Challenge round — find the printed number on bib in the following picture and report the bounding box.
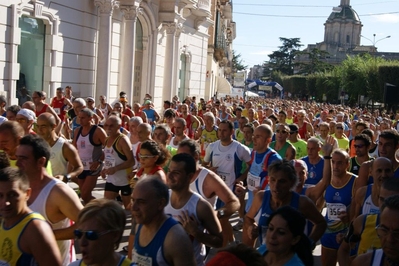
[327,203,346,221]
[247,172,260,191]
[81,158,92,170]
[104,158,115,169]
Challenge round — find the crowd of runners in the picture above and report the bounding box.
[1,86,399,265]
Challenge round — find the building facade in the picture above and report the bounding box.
[0,0,235,108]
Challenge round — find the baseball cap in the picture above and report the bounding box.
[144,100,152,105]
[288,124,299,133]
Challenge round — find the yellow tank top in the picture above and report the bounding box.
[9,159,53,176]
[357,214,381,255]
[200,126,218,157]
[0,212,45,265]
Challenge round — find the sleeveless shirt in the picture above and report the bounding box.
[29,179,75,265]
[133,217,177,266]
[164,191,205,266]
[269,141,290,159]
[189,167,217,208]
[0,212,45,266]
[361,184,379,215]
[104,134,131,186]
[50,137,68,176]
[76,125,102,171]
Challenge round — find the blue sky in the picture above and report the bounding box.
[232,0,399,68]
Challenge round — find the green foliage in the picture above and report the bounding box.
[296,48,335,74]
[268,38,303,75]
[232,50,247,71]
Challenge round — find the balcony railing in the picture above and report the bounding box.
[197,0,210,14]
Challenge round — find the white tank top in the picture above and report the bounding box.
[209,141,241,190]
[50,137,68,176]
[164,191,205,266]
[29,179,75,265]
[131,141,141,170]
[98,104,109,124]
[104,135,130,186]
[189,168,217,208]
[76,126,102,170]
[362,195,379,215]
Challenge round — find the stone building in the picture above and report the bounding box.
[0,0,235,108]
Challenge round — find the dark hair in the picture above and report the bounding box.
[6,105,21,116]
[140,140,170,166]
[154,124,172,137]
[268,114,278,122]
[279,110,287,117]
[243,123,255,133]
[219,120,234,130]
[0,121,24,139]
[354,134,371,147]
[267,206,313,266]
[0,152,10,169]
[379,129,399,147]
[0,167,29,192]
[268,159,297,188]
[178,139,200,157]
[171,153,196,175]
[19,134,51,167]
[164,108,176,118]
[381,194,399,213]
[361,128,374,140]
[33,90,45,98]
[382,178,399,192]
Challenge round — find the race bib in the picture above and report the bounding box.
[327,203,346,221]
[247,172,261,191]
[81,157,92,170]
[54,107,61,114]
[104,157,115,169]
[217,171,229,183]
[132,251,152,266]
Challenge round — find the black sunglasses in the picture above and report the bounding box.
[74,229,111,240]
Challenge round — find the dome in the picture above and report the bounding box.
[327,6,360,22]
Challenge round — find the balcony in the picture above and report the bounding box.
[192,0,211,18]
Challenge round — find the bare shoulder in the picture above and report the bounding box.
[351,251,373,265]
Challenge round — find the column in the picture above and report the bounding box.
[162,22,181,101]
[94,0,119,98]
[120,2,142,103]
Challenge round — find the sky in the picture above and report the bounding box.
[232,0,399,68]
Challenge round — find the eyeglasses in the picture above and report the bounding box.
[276,130,288,134]
[74,229,111,241]
[376,225,399,241]
[336,127,343,130]
[139,154,156,159]
[354,144,365,149]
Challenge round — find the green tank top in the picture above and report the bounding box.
[270,141,290,159]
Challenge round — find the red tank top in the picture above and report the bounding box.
[298,122,308,139]
[35,103,49,117]
[51,97,66,121]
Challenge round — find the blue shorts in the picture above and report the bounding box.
[321,230,346,250]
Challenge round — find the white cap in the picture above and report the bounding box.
[17,108,36,121]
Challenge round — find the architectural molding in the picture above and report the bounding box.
[120,5,143,21]
[94,0,120,15]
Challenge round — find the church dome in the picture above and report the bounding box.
[327,6,360,22]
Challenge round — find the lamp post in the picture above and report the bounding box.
[360,34,391,53]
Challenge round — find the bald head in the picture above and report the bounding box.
[255,124,273,139]
[37,113,57,127]
[137,123,152,142]
[372,157,394,187]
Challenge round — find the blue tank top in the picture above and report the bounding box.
[324,174,356,233]
[258,191,300,243]
[133,216,177,266]
[302,156,324,186]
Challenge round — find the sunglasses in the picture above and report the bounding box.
[336,127,343,130]
[139,154,156,159]
[74,229,111,240]
[354,144,365,149]
[16,118,27,123]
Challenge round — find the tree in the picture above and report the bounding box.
[296,48,334,74]
[232,50,247,71]
[268,37,303,75]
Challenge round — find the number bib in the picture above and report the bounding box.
[104,157,115,169]
[81,157,92,170]
[327,203,346,221]
[54,108,61,115]
[247,172,260,191]
[132,251,152,266]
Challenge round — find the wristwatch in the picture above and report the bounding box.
[217,209,225,218]
[63,174,71,183]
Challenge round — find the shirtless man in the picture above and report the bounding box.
[16,134,83,265]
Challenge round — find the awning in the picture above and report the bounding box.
[216,77,232,94]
